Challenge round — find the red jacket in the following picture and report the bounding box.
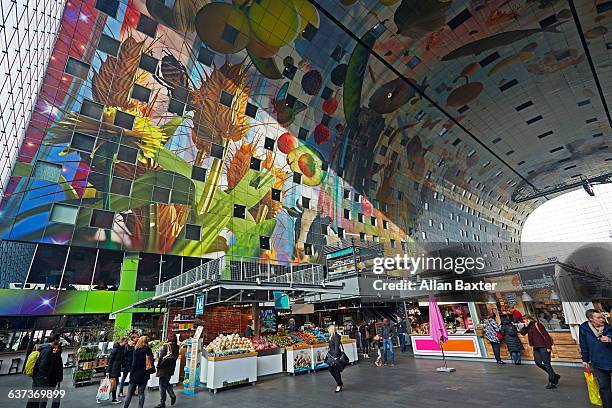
[520,322,554,349]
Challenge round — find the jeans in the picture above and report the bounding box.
[123,383,146,408]
[533,347,557,383]
[490,341,502,362]
[592,366,612,408]
[362,338,370,355]
[328,364,343,386]
[398,334,406,352]
[118,370,129,394]
[511,351,521,364]
[382,338,395,364]
[159,376,176,407]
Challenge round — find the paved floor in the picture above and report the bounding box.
[0,354,589,408]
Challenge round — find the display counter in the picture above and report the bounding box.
[341,338,358,363]
[285,344,312,374]
[411,334,483,358]
[147,358,181,388]
[204,352,257,393]
[256,348,284,376]
[482,330,581,362]
[310,343,329,370]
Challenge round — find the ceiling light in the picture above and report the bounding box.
[550,289,560,301]
[521,291,533,302]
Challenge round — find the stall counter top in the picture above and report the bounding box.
[206,352,257,361]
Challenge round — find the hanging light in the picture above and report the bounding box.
[522,291,533,302]
[487,294,497,304]
[550,289,560,301]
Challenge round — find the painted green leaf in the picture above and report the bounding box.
[228,218,276,258]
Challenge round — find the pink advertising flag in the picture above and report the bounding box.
[428,294,449,345]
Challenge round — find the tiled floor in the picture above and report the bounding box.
[0,354,589,408]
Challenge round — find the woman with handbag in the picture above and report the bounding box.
[484,313,506,364]
[520,315,560,389]
[123,336,155,408]
[326,325,344,393]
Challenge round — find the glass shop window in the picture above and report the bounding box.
[61,247,98,290]
[160,254,182,283]
[91,249,123,291]
[26,244,69,289]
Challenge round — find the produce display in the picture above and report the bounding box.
[290,331,320,345]
[251,335,278,351]
[205,333,254,357]
[306,329,330,343]
[266,335,297,347]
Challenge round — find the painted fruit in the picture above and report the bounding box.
[314,124,330,144]
[301,70,323,95]
[322,97,338,115]
[380,0,400,5]
[248,35,279,58]
[277,132,298,154]
[293,0,320,35]
[446,82,484,107]
[195,3,250,54]
[330,64,347,86]
[298,153,316,177]
[248,0,299,48]
[340,0,357,5]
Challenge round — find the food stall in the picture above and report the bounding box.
[202,334,257,393]
[285,344,312,374]
[251,336,284,377]
[341,338,358,363]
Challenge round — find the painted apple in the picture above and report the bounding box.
[298,153,316,177]
[322,97,338,115]
[277,132,298,154]
[314,124,330,145]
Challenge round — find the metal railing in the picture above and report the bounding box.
[155,255,325,297]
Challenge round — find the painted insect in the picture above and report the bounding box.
[153,50,193,101]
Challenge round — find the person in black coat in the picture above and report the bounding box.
[119,338,136,397]
[327,325,343,393]
[155,344,177,408]
[108,338,127,403]
[501,316,524,365]
[26,337,58,408]
[123,336,154,408]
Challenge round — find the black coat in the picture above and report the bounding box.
[501,323,524,352]
[156,352,177,378]
[122,345,134,372]
[328,334,342,358]
[33,343,53,384]
[130,346,154,385]
[47,352,64,387]
[107,343,125,378]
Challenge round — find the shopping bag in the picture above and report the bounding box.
[96,375,111,402]
[584,369,603,407]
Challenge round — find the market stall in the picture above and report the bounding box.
[341,338,358,363]
[285,344,312,374]
[203,334,257,392]
[411,334,483,358]
[252,336,284,376]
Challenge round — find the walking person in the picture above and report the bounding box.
[373,335,383,367]
[26,337,57,408]
[520,315,560,389]
[326,325,343,393]
[48,343,64,408]
[123,336,154,408]
[579,309,612,407]
[484,313,505,364]
[396,316,408,353]
[108,337,128,404]
[377,318,396,366]
[155,344,177,408]
[501,316,523,365]
[358,322,370,358]
[118,338,135,398]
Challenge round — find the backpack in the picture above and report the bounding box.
[24,350,40,377]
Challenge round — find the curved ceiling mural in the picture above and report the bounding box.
[0,0,610,265]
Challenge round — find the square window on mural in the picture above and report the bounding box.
[298,127,308,140]
[117,145,138,163]
[49,203,78,225]
[293,173,302,184]
[343,209,350,219]
[191,165,206,182]
[250,157,261,171]
[302,197,310,209]
[221,23,239,45]
[343,189,350,199]
[285,94,297,108]
[383,220,389,229]
[114,110,135,130]
[152,186,171,203]
[330,45,344,61]
[259,236,271,250]
[211,143,224,159]
[185,224,201,241]
[110,177,132,196]
[33,161,62,182]
[320,223,329,235]
[245,103,258,118]
[139,54,159,74]
[302,22,318,41]
[371,216,376,226]
[97,33,120,56]
[321,86,333,100]
[90,209,115,229]
[70,131,96,153]
[357,213,364,223]
[131,84,151,102]
[172,86,188,102]
[95,0,119,17]
[80,99,104,120]
[321,161,329,171]
[168,99,185,115]
[271,188,281,201]
[337,227,344,239]
[197,47,215,66]
[359,232,366,242]
[233,204,246,219]
[321,115,331,126]
[264,137,275,151]
[65,57,91,80]
[283,64,297,80]
[304,243,313,256]
[137,14,158,37]
[220,91,234,107]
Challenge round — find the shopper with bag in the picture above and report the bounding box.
[107,337,128,404]
[580,309,612,407]
[501,316,523,365]
[155,344,177,408]
[377,318,397,366]
[26,337,57,408]
[123,336,154,408]
[48,343,64,408]
[118,338,136,397]
[325,325,347,393]
[484,313,505,364]
[520,315,559,389]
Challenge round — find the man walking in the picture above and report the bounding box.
[377,318,397,366]
[396,316,408,352]
[580,309,612,408]
[154,343,177,408]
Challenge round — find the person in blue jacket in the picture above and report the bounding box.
[580,309,612,408]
